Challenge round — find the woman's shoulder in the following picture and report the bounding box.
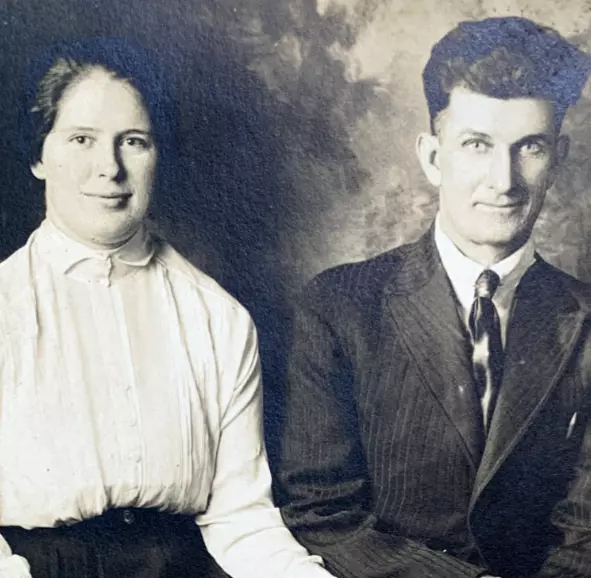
[153,238,251,321]
[0,240,36,307]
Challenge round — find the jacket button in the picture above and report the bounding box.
[122,509,135,524]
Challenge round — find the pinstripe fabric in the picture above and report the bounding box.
[276,227,591,578]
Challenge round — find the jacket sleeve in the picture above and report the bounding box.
[276,278,487,578]
[536,330,591,578]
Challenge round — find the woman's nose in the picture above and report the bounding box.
[95,141,124,181]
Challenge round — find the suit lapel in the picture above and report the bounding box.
[472,259,588,501]
[385,230,483,469]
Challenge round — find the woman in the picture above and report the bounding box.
[0,39,334,578]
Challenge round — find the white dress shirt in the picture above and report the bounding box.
[0,220,333,578]
[434,215,536,347]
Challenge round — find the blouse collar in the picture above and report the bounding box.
[35,219,155,284]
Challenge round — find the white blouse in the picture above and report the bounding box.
[0,220,332,578]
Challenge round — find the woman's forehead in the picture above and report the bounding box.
[53,69,152,133]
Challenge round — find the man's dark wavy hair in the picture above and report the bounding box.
[23,37,177,168]
[423,17,591,133]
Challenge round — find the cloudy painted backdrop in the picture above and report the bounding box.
[1,0,590,449]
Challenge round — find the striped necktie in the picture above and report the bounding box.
[469,269,503,434]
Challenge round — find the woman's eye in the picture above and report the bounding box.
[70,135,93,147]
[122,136,151,150]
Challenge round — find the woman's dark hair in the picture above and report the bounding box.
[24,37,177,167]
[423,17,591,133]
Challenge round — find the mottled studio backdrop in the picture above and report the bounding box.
[1,0,590,453]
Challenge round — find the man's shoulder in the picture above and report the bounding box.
[536,258,591,312]
[303,236,424,307]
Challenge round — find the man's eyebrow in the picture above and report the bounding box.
[456,130,493,140]
[456,131,555,145]
[516,133,553,143]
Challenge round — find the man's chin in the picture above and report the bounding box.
[472,228,532,253]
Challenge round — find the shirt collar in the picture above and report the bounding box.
[434,213,535,311]
[35,219,155,283]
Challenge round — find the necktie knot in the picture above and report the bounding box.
[474,269,500,299]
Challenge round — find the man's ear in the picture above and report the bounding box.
[546,134,570,190]
[31,161,46,181]
[416,132,442,187]
[556,134,570,165]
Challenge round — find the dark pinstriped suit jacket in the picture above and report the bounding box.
[276,227,591,578]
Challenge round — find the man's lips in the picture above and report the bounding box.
[476,201,524,210]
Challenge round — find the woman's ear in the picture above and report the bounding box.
[31,161,46,181]
[416,132,442,187]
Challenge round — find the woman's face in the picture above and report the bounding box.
[31,67,158,249]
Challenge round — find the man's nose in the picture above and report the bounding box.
[95,141,123,181]
[486,147,514,194]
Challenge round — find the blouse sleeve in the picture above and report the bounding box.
[0,320,32,578]
[196,310,334,578]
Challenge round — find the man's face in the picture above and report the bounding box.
[32,67,157,249]
[418,87,568,262]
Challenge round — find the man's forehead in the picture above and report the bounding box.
[438,86,557,139]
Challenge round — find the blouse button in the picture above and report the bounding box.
[122,509,135,524]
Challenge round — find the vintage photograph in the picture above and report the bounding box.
[0,0,590,577]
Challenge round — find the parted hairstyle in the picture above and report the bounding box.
[423,17,591,133]
[23,37,177,168]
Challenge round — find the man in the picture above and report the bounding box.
[276,17,591,578]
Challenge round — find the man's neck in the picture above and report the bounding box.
[438,221,530,267]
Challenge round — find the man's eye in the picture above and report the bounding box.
[521,141,545,156]
[463,139,490,153]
